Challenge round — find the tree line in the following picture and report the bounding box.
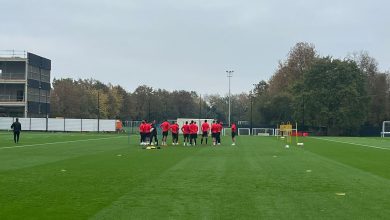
[50,42,390,135]
[251,42,390,135]
[50,78,250,124]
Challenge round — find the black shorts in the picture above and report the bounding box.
[211,133,216,138]
[172,133,178,139]
[162,131,168,137]
[145,133,151,138]
[232,132,236,138]
[190,134,197,139]
[184,134,189,139]
[202,131,208,137]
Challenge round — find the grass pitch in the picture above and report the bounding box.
[1,132,390,219]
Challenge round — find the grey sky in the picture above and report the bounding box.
[1,0,389,94]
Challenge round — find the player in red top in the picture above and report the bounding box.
[211,120,219,146]
[231,122,237,146]
[143,120,152,146]
[201,120,210,145]
[170,121,180,145]
[216,120,223,145]
[160,119,171,146]
[139,120,146,145]
[181,121,190,146]
[189,121,199,146]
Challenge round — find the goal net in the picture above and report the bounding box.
[238,128,251,136]
[252,128,275,136]
[176,118,214,134]
[222,128,231,136]
[382,121,390,137]
[120,120,142,134]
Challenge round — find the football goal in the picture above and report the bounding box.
[238,128,251,136]
[222,128,231,136]
[176,118,214,134]
[381,121,390,137]
[252,128,275,136]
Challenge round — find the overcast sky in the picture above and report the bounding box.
[1,0,389,94]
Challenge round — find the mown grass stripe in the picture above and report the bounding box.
[311,137,389,150]
[0,136,125,150]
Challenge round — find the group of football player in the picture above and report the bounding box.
[138,119,237,147]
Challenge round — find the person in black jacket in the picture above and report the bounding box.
[11,118,22,143]
[149,120,159,146]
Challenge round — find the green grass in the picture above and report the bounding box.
[1,132,390,219]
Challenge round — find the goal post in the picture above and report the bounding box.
[238,128,251,136]
[382,121,390,137]
[252,128,275,136]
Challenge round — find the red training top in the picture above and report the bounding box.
[160,121,171,132]
[201,122,210,132]
[139,123,145,133]
[217,123,223,133]
[143,123,151,133]
[211,123,219,134]
[170,123,179,134]
[231,124,237,133]
[181,124,190,134]
[189,123,198,134]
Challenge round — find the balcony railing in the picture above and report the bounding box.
[0,73,26,80]
[0,50,27,58]
[0,95,25,102]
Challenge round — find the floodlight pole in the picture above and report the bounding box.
[250,94,253,135]
[226,70,234,127]
[302,95,305,129]
[45,91,48,132]
[199,94,202,119]
[97,91,100,133]
[250,84,256,135]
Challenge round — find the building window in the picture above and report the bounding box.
[17,90,24,101]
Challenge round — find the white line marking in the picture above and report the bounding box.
[335,192,346,196]
[0,136,125,150]
[311,137,390,150]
